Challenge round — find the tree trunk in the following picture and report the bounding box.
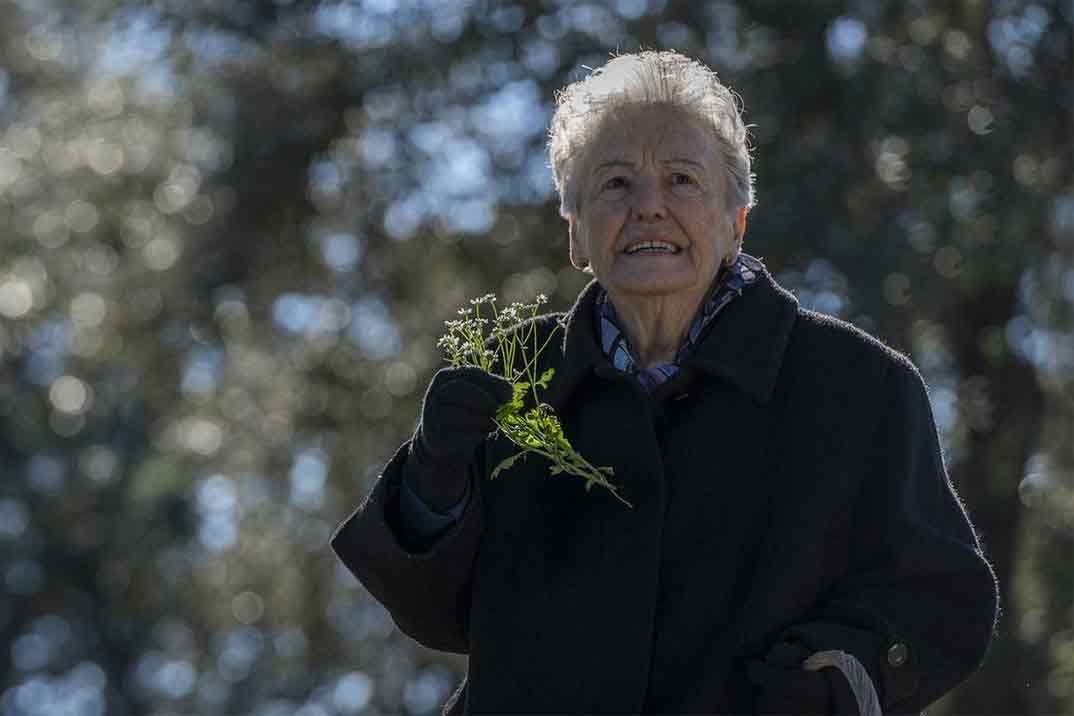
[941,286,1049,715]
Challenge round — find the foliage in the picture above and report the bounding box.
[438,294,627,505]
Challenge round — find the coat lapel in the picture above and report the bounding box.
[683,261,799,404]
[539,278,608,414]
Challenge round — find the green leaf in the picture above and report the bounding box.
[536,367,555,389]
[495,401,518,422]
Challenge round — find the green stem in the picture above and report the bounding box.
[494,417,630,507]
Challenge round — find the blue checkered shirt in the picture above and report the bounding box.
[596,253,762,392]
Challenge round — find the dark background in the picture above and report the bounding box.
[0,0,1070,713]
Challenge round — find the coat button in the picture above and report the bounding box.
[887,642,909,667]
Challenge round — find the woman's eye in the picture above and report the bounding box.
[603,176,628,191]
[670,172,703,195]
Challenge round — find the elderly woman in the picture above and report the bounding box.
[332,51,997,715]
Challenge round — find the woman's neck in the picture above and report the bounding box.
[605,287,708,369]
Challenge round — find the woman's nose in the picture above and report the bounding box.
[631,177,666,222]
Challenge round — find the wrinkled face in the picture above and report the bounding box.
[568,105,746,302]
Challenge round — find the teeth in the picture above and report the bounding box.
[625,240,678,254]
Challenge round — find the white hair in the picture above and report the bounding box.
[548,50,755,219]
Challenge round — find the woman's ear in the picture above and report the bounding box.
[734,206,748,243]
[724,207,749,266]
[568,216,590,271]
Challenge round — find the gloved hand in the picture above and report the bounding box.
[404,366,513,511]
[748,640,836,715]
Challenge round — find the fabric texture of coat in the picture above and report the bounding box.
[331,262,998,714]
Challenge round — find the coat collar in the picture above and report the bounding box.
[547,259,799,406]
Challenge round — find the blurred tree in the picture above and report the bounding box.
[0,0,1069,714]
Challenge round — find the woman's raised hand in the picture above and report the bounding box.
[404,367,514,510]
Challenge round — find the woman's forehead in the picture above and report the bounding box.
[584,106,718,170]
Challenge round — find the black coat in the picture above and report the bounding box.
[332,265,998,714]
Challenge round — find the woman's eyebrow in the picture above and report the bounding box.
[591,158,706,175]
[591,159,634,175]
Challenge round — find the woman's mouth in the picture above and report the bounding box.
[623,240,681,255]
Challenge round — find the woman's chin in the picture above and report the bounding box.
[601,260,702,298]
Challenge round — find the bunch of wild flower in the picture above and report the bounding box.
[437,293,629,507]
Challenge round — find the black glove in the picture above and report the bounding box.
[748,641,837,716]
[404,366,513,511]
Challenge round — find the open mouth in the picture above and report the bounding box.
[622,240,682,255]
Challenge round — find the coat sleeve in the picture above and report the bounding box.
[780,357,999,714]
[330,440,486,654]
